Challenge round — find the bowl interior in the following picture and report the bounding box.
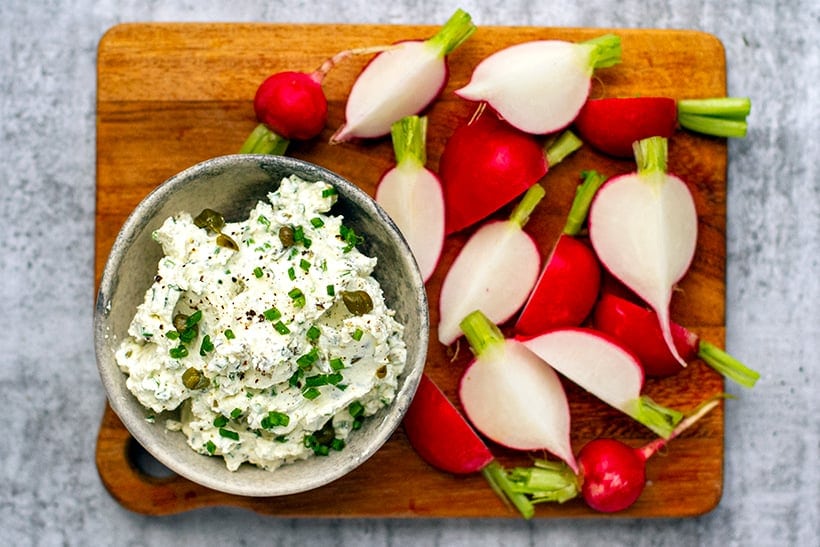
[94,154,428,497]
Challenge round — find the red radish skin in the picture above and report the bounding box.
[588,136,697,366]
[515,170,605,336]
[593,292,760,386]
[330,9,476,143]
[505,397,722,514]
[458,311,578,472]
[520,328,683,438]
[439,110,583,234]
[574,96,753,158]
[403,374,494,474]
[438,184,545,346]
[455,35,622,135]
[375,116,445,282]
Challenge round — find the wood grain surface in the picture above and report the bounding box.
[95,22,728,518]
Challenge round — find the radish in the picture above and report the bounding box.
[330,9,476,143]
[455,34,622,135]
[439,109,583,234]
[403,373,542,519]
[458,310,577,472]
[438,184,545,346]
[588,136,697,366]
[520,328,684,438]
[506,397,722,513]
[239,45,389,153]
[375,116,445,282]
[593,292,760,386]
[514,170,605,336]
[574,96,752,158]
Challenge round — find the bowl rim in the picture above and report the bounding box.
[94,154,428,497]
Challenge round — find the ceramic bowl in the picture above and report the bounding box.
[94,154,428,497]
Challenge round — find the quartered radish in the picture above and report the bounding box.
[505,397,722,513]
[588,136,697,365]
[520,328,684,438]
[239,45,389,154]
[439,109,583,234]
[438,184,545,346]
[455,34,622,135]
[330,9,476,143]
[403,373,539,519]
[458,311,577,472]
[375,116,444,282]
[574,96,752,158]
[515,170,605,336]
[593,292,760,386]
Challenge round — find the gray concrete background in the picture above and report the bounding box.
[2,1,817,545]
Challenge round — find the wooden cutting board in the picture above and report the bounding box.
[95,22,728,518]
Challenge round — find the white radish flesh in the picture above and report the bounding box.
[520,328,683,438]
[455,35,621,135]
[459,311,577,472]
[438,184,544,345]
[331,9,476,143]
[588,137,697,365]
[376,116,445,282]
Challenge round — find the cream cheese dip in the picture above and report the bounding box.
[115,174,407,471]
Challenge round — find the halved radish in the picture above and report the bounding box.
[520,328,684,438]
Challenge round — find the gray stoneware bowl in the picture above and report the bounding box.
[94,154,428,497]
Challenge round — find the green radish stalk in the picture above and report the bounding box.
[588,136,698,365]
[438,184,546,346]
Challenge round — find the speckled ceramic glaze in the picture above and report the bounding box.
[94,154,428,497]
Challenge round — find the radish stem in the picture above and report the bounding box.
[583,34,623,69]
[698,341,760,388]
[508,459,579,504]
[391,115,427,166]
[509,183,546,229]
[483,461,536,519]
[563,170,607,236]
[239,123,290,155]
[545,130,584,166]
[632,396,684,438]
[426,8,478,56]
[460,309,506,357]
[676,97,751,138]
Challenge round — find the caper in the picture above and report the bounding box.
[278,225,295,247]
[375,365,387,379]
[216,233,239,251]
[182,367,210,390]
[341,290,373,315]
[313,421,336,446]
[173,313,189,332]
[194,208,226,233]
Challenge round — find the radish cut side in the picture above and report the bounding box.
[521,328,683,438]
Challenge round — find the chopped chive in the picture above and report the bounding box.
[288,266,296,280]
[322,187,337,198]
[335,383,348,391]
[186,310,202,328]
[218,428,239,441]
[289,288,306,308]
[213,415,228,428]
[261,410,290,429]
[199,334,214,356]
[302,386,321,400]
[205,440,216,454]
[166,331,180,340]
[299,258,311,272]
[230,408,243,420]
[326,372,343,385]
[330,438,346,451]
[293,225,305,242]
[224,329,235,340]
[302,236,312,249]
[313,444,330,456]
[253,266,264,278]
[296,347,319,369]
[304,374,329,388]
[351,328,364,341]
[274,321,290,335]
[274,435,288,443]
[263,306,282,321]
[306,325,321,341]
[329,357,344,371]
[288,368,304,387]
[326,284,335,296]
[310,217,325,228]
[257,214,271,229]
[352,417,363,430]
[169,345,188,359]
[348,400,365,418]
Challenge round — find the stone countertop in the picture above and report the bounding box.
[2,1,817,545]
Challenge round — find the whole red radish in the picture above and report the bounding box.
[505,397,722,513]
[515,170,605,336]
[240,45,389,154]
[458,311,578,472]
[455,34,622,135]
[588,136,697,366]
[574,96,752,158]
[438,184,545,346]
[439,110,582,234]
[375,115,445,282]
[593,292,760,386]
[520,328,683,438]
[331,9,476,143]
[403,373,539,519]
